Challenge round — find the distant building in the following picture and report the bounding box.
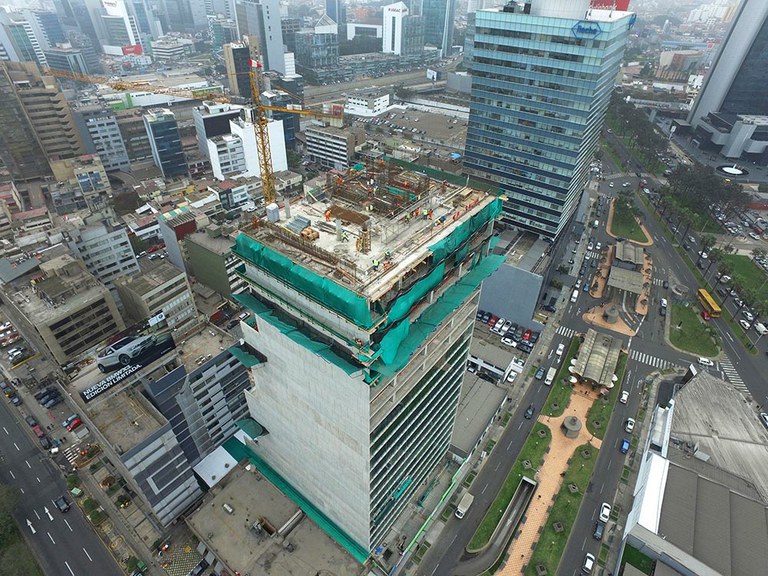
[67,220,140,308]
[233,0,286,74]
[186,225,245,297]
[422,0,456,56]
[73,105,131,172]
[0,63,50,181]
[150,38,190,62]
[144,109,188,178]
[117,108,154,167]
[223,42,252,100]
[261,89,298,148]
[463,1,633,239]
[43,45,89,75]
[0,254,125,366]
[382,1,424,57]
[157,204,198,271]
[0,11,48,68]
[305,125,363,170]
[208,14,237,51]
[295,17,339,84]
[344,89,393,118]
[114,260,199,337]
[1,62,85,164]
[192,101,245,159]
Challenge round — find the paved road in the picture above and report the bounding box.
[0,396,120,576]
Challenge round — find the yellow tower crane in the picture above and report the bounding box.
[44,66,343,205]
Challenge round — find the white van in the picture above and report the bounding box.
[755,322,768,336]
[570,289,579,303]
[544,367,557,386]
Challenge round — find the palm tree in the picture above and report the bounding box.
[705,247,722,277]
[714,261,733,285]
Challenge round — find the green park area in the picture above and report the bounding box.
[524,443,600,576]
[669,303,719,357]
[611,197,650,243]
[467,423,552,552]
[719,253,768,303]
[586,352,627,440]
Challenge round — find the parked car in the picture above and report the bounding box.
[44,396,63,409]
[500,337,516,347]
[625,418,635,433]
[40,436,51,450]
[760,413,768,428]
[25,415,37,427]
[96,334,156,372]
[32,425,45,439]
[66,418,82,432]
[534,367,545,381]
[599,502,612,523]
[698,357,715,367]
[593,521,605,540]
[542,304,556,313]
[620,438,631,454]
[582,553,595,574]
[10,395,22,406]
[620,390,629,404]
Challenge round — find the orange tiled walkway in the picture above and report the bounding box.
[497,388,603,576]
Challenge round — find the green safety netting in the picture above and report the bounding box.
[373,254,505,377]
[386,262,445,325]
[387,185,417,202]
[428,198,503,262]
[223,437,369,564]
[234,292,361,376]
[455,243,470,263]
[489,235,501,249]
[233,235,374,329]
[228,345,262,368]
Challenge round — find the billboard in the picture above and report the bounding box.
[122,45,143,56]
[80,320,177,403]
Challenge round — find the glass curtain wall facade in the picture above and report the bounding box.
[422,0,456,55]
[464,8,631,239]
[721,15,768,116]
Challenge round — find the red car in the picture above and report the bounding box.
[487,315,499,327]
[66,418,82,432]
[701,311,711,321]
[523,329,533,341]
[32,425,45,439]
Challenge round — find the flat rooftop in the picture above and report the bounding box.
[175,325,235,374]
[243,166,494,301]
[451,374,507,458]
[670,371,768,502]
[87,387,165,453]
[186,465,361,576]
[123,259,185,295]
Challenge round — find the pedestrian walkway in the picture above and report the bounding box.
[629,349,672,369]
[651,278,666,286]
[497,390,603,576]
[718,358,749,393]
[556,326,577,338]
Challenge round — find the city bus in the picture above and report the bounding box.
[696,288,721,318]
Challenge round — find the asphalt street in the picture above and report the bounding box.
[0,395,120,576]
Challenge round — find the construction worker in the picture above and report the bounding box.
[342,231,349,242]
[372,259,380,271]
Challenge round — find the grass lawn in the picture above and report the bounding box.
[467,423,552,552]
[669,303,720,357]
[586,352,627,439]
[611,197,649,243]
[0,530,44,576]
[524,443,599,576]
[541,338,580,417]
[719,253,768,302]
[621,544,655,575]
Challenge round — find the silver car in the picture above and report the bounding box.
[97,335,156,372]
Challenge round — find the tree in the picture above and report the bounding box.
[701,235,716,253]
[706,247,722,276]
[715,260,733,284]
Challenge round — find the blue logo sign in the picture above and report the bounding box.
[572,21,603,39]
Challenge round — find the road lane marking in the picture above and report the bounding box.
[37,477,41,483]
[47,532,55,544]
[482,483,488,494]
[19,488,24,494]
[34,510,40,520]
[517,421,523,430]
[25,461,31,468]
[8,471,14,479]
[82,547,92,561]
[13,443,19,451]
[2,427,7,434]
[507,439,514,451]
[431,563,440,576]
[64,519,73,532]
[65,561,75,576]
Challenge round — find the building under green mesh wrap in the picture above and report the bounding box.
[232,235,375,329]
[373,254,505,377]
[428,198,503,262]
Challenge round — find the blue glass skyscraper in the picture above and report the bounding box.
[464,0,633,239]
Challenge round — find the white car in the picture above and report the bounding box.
[97,334,157,372]
[625,418,635,433]
[596,242,602,250]
[720,275,731,284]
[739,319,751,331]
[599,502,612,523]
[742,310,754,322]
[500,337,517,348]
[699,251,708,259]
[749,232,762,240]
[582,553,595,574]
[619,390,629,404]
[608,182,614,188]
[660,298,668,308]
[698,357,715,367]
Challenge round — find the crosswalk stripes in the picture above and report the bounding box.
[63,443,80,467]
[652,278,665,286]
[629,349,671,369]
[556,326,576,338]
[718,358,750,393]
